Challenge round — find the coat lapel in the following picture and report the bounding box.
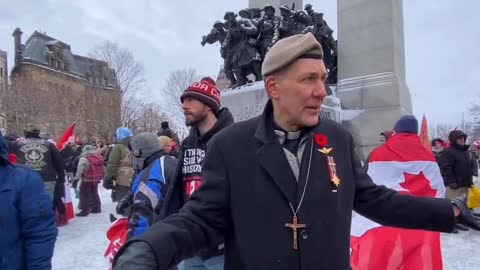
[254,101,298,207]
[257,142,298,207]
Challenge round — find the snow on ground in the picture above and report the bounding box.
[52,185,480,270]
[52,186,113,270]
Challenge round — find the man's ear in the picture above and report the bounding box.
[265,75,280,99]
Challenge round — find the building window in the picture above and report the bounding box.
[0,67,3,78]
[50,59,55,67]
[104,78,108,85]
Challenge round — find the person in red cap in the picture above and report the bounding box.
[142,77,234,269]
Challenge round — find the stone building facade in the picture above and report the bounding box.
[0,50,7,130]
[7,28,121,141]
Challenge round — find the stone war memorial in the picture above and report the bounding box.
[206,0,412,160]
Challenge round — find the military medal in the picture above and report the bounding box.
[326,156,341,188]
[315,133,341,189]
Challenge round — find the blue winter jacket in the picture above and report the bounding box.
[0,133,58,270]
[128,154,177,238]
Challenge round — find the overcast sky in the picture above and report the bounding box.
[0,0,478,126]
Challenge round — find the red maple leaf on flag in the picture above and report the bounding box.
[399,172,437,198]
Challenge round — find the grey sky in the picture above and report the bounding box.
[0,0,478,126]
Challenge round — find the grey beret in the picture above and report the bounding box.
[261,32,324,76]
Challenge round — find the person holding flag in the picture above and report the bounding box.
[350,115,478,270]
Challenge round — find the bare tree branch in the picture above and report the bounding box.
[160,69,200,134]
[89,41,149,128]
[89,41,145,97]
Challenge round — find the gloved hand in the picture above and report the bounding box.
[116,192,133,216]
[113,242,158,270]
[104,178,115,190]
[452,198,480,230]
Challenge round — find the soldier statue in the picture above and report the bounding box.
[292,8,313,29]
[201,21,237,87]
[304,4,315,17]
[238,9,250,19]
[304,4,333,38]
[249,8,262,21]
[303,12,337,81]
[279,5,298,38]
[222,11,262,88]
[201,4,339,88]
[255,5,281,61]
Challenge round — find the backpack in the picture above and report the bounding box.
[83,154,105,181]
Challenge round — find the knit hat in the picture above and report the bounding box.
[180,77,221,116]
[130,132,162,171]
[393,115,419,134]
[116,127,133,141]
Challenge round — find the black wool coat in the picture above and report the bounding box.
[125,102,455,270]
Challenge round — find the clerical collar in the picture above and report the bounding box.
[272,120,313,145]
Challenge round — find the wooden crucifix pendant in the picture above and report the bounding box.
[285,214,306,250]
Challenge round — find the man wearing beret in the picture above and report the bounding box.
[113,33,478,270]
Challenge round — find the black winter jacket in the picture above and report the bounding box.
[438,130,474,187]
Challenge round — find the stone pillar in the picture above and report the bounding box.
[336,0,412,160]
[249,0,303,11]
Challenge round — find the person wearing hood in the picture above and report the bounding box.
[117,132,178,237]
[438,130,475,199]
[104,127,135,208]
[0,132,57,269]
[75,145,105,217]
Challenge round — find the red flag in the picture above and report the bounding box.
[419,114,432,152]
[351,133,445,270]
[105,217,129,269]
[57,122,76,151]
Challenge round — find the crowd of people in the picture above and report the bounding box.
[1,32,480,270]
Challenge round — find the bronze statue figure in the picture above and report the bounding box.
[203,4,338,88]
[222,11,262,88]
[255,5,281,60]
[201,21,238,87]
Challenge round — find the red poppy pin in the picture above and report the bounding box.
[315,134,332,155]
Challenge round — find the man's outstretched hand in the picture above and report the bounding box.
[452,198,480,230]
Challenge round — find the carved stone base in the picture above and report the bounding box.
[337,72,412,160]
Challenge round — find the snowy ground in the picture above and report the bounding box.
[52,185,480,270]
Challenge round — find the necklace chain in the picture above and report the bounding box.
[288,138,314,216]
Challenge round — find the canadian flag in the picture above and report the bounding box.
[63,180,75,221]
[351,133,446,270]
